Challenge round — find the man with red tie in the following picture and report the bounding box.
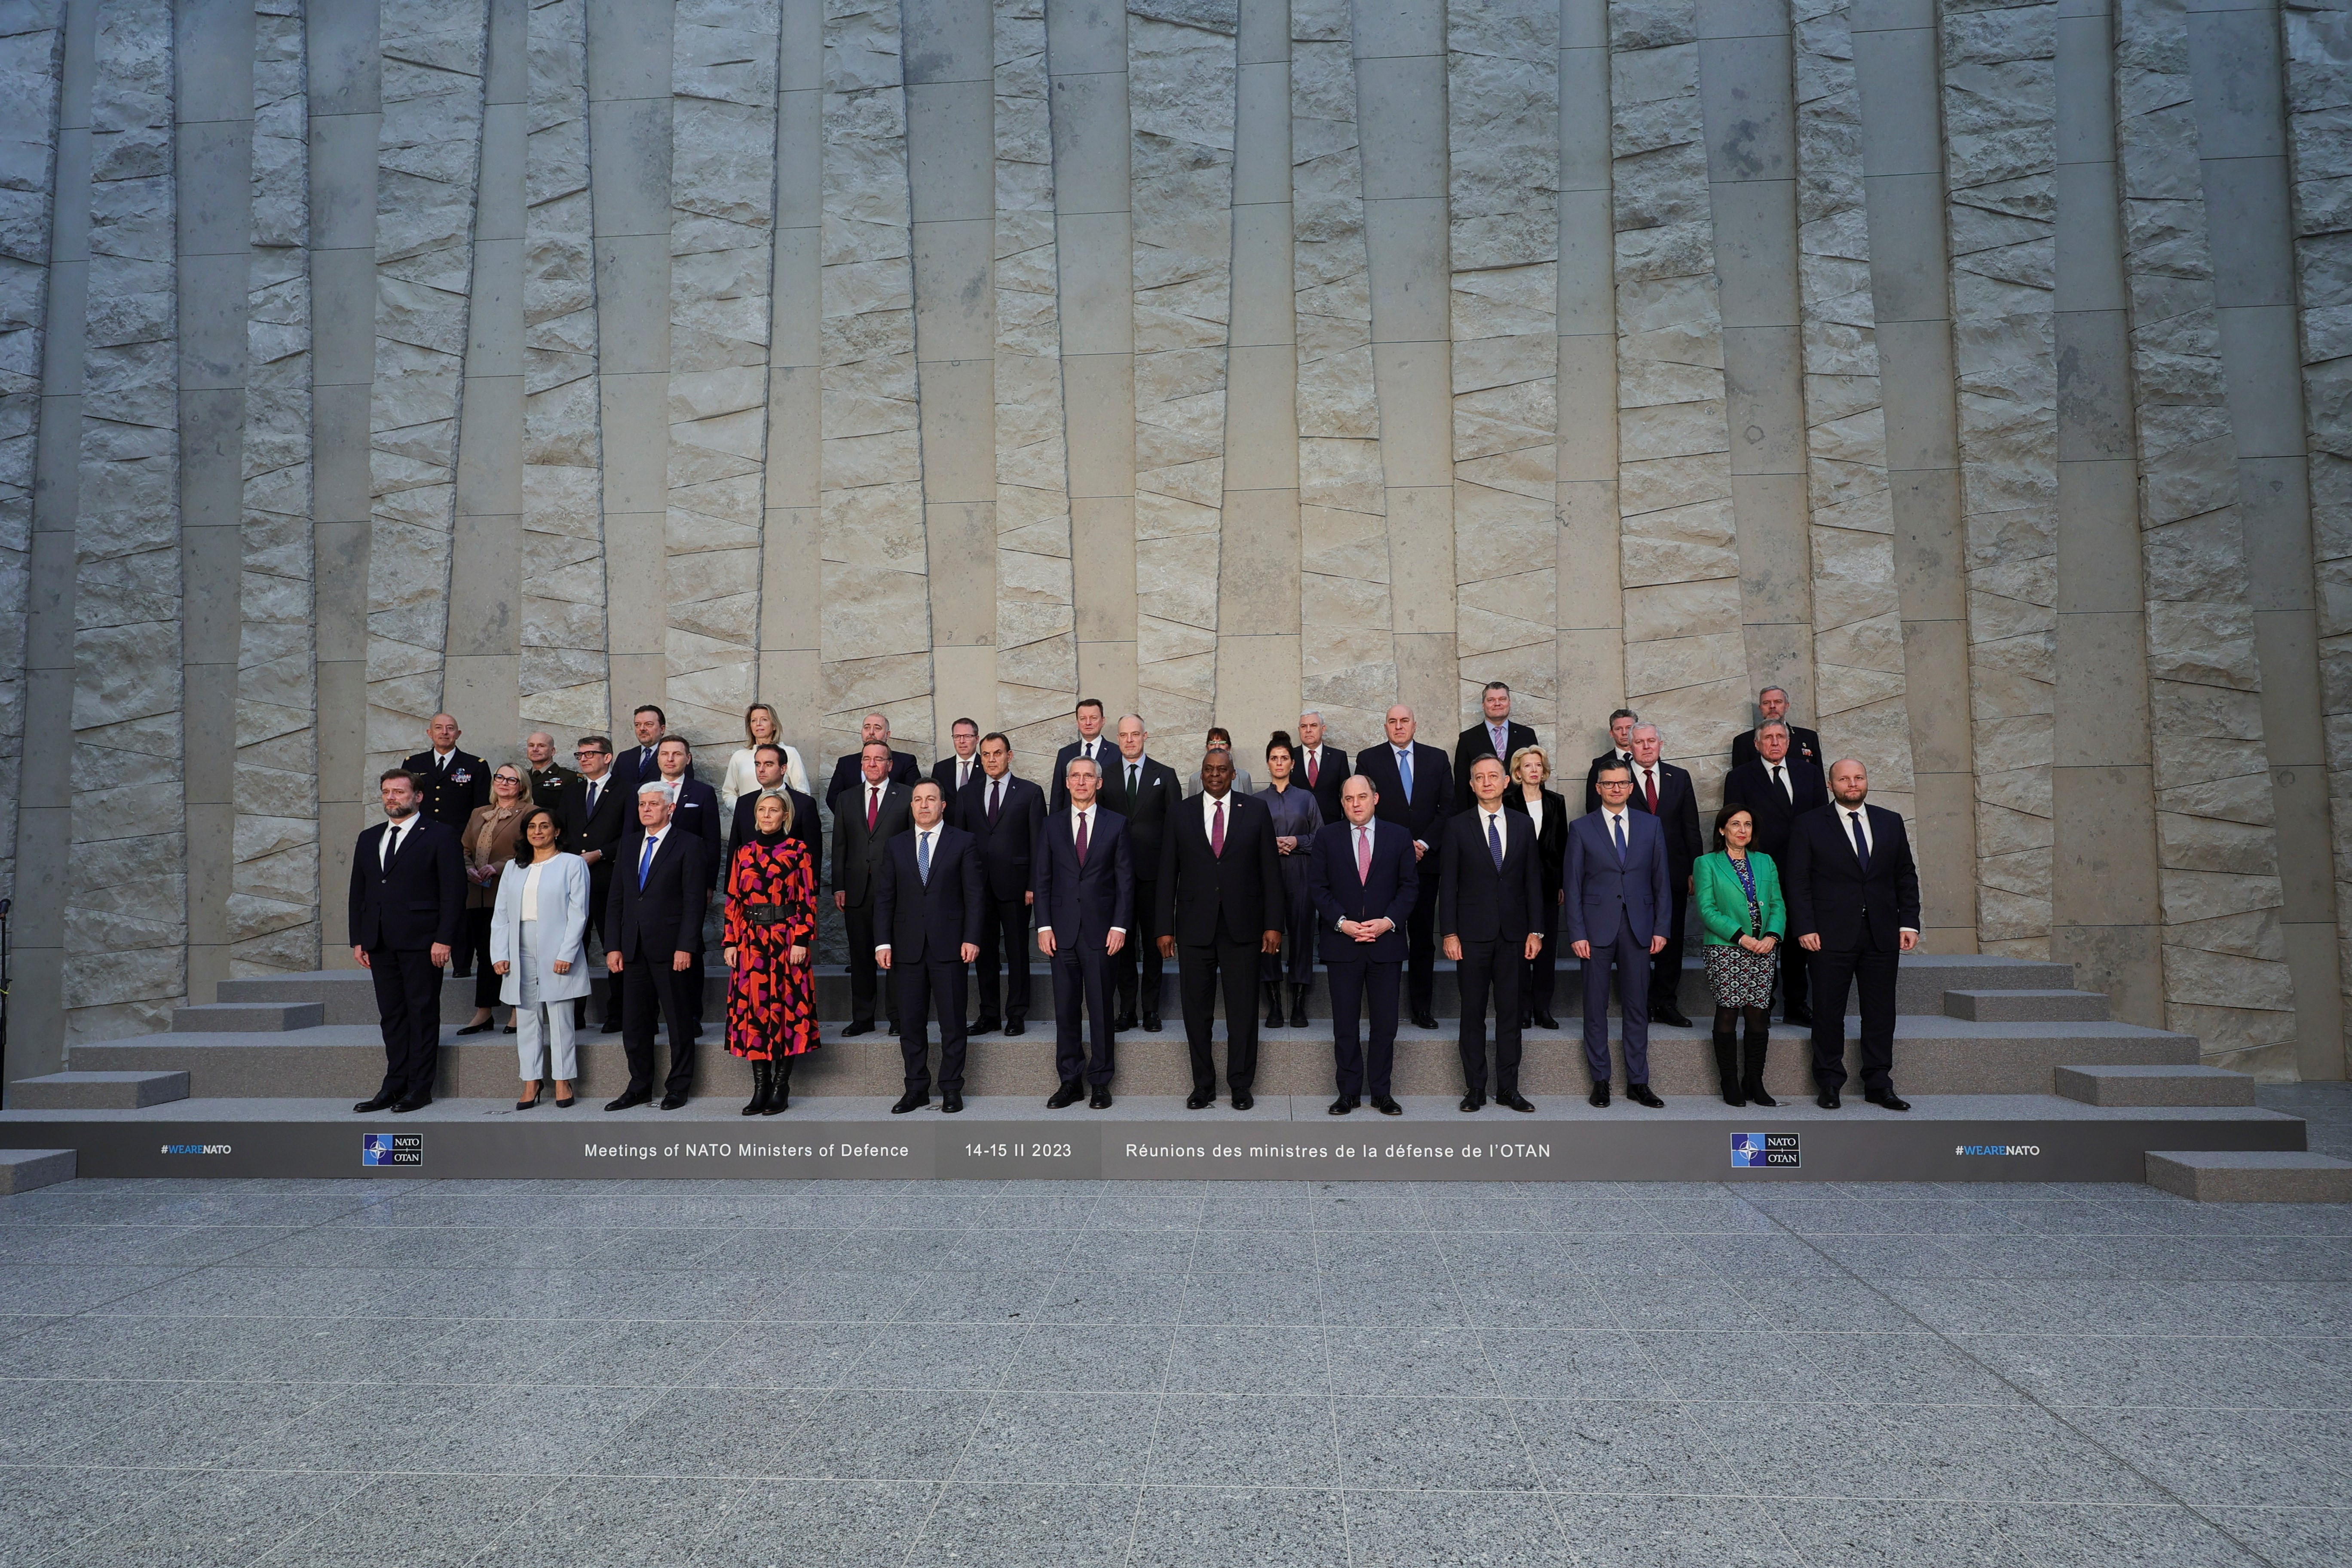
[1032,756,1134,1108]
[1157,750,1286,1111]
[1295,709,1353,824]
[1624,723,1703,1028]
[1306,775,1418,1115]
[832,741,914,1037]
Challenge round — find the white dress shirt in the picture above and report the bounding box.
[1599,803,1632,851]
[520,860,546,920]
[1476,803,1510,852]
[1199,789,1235,836]
[1340,821,1389,931]
[876,826,942,955]
[1518,790,1544,839]
[380,817,414,869]
[1767,761,1793,802]
[1836,801,1919,935]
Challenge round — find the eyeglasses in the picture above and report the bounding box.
[574,750,606,759]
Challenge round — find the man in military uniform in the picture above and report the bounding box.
[524,731,578,804]
[402,713,491,833]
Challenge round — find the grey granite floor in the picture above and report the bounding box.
[0,1098,2346,1566]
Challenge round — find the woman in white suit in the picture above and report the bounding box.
[720,701,811,814]
[490,807,592,1109]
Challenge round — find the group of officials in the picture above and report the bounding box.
[346,681,1920,1118]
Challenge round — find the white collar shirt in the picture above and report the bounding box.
[1842,803,1874,854]
[1200,790,1234,833]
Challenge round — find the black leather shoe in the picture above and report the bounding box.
[892,1091,928,1115]
[941,1095,964,1114]
[1588,1083,1611,1108]
[1328,1096,1358,1116]
[456,1020,496,1036]
[842,1020,875,1038]
[1817,1090,1841,1110]
[659,1092,689,1110]
[1627,1083,1664,1109]
[392,1094,432,1113]
[1651,1002,1691,1028]
[886,1020,898,1035]
[1113,1011,1137,1032]
[1142,1013,1162,1032]
[1497,1091,1534,1113]
[1459,1093,1485,1113]
[598,1019,621,1034]
[1004,1020,1026,1036]
[969,1017,999,1036]
[1231,1092,1254,1112]
[1785,1007,1813,1027]
[1089,1085,1113,1109]
[605,1089,651,1112]
[1412,1011,1439,1030]
[1372,1095,1402,1116]
[1532,1011,1559,1029]
[353,1092,398,1113]
[1865,1092,1912,1112]
[1047,1080,1085,1109]
[1186,1090,1215,1110]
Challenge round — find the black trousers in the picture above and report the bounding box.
[1051,944,1118,1085]
[1405,883,1438,1014]
[620,951,698,1097]
[1807,934,1899,1096]
[1454,936,1525,1098]
[463,907,499,1007]
[842,899,896,1026]
[1581,925,1652,1085]
[367,946,444,1100]
[895,958,971,1095]
[1112,877,1165,1017]
[582,868,618,1026]
[1179,937,1261,1095]
[1524,897,1559,1014]
[1261,875,1318,986]
[1647,885,1689,1008]
[1328,957,1400,1098]
[975,892,1032,1022]
[1775,938,1811,1018]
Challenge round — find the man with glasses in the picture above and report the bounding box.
[559,737,626,1031]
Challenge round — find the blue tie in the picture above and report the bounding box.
[637,834,656,888]
[918,830,931,885]
[1488,814,1503,869]
[1613,812,1626,863]
[1849,810,1871,874]
[1397,748,1413,799]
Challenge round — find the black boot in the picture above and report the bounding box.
[1263,982,1285,1029]
[1712,1027,1744,1106]
[762,1057,792,1114]
[742,1059,770,1116]
[1742,1017,1776,1107]
[1289,983,1310,1028]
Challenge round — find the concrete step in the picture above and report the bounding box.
[1945,989,2107,1023]
[2146,1150,2352,1203]
[10,1071,190,1110]
[171,1002,324,1033]
[0,1148,76,1194]
[2056,1065,2256,1108]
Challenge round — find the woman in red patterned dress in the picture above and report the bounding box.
[723,791,819,1114]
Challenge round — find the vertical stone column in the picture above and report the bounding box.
[1611,0,1741,769]
[1558,0,1623,750]
[904,0,996,743]
[821,0,933,763]
[1357,0,1453,726]
[992,0,1076,757]
[1794,0,1914,816]
[1943,0,2057,958]
[763,0,819,746]
[1293,0,1395,751]
[1047,0,1137,717]
[517,0,608,740]
[1131,1,1236,756]
[1449,0,1559,738]
[233,0,321,977]
[1853,0,1974,944]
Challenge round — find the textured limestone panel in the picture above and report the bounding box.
[233,0,320,976]
[2120,0,2295,1056]
[1945,0,2056,956]
[71,0,185,1041]
[364,0,488,777]
[820,0,933,763]
[1130,2,1234,754]
[1794,0,1914,814]
[0,4,63,910]
[1449,0,1557,734]
[518,0,609,737]
[667,0,777,747]
[1291,0,1394,751]
[995,0,1078,758]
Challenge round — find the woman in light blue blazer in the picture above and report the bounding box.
[491,808,592,1109]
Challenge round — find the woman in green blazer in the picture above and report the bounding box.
[1693,804,1785,1106]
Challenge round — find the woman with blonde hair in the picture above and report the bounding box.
[720,701,811,815]
[723,790,821,1114]
[1501,745,1567,1029]
[457,764,534,1035]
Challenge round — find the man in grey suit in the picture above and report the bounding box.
[1565,760,1671,1108]
[833,740,915,1036]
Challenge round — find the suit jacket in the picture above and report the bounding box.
[1731,723,1822,772]
[875,823,986,965]
[1438,806,1544,944]
[832,778,915,905]
[611,743,695,800]
[1049,738,1118,815]
[1582,749,1635,815]
[1305,819,1418,963]
[1099,754,1183,882]
[490,851,593,1002]
[1031,805,1134,950]
[401,748,490,831]
[604,827,710,963]
[728,786,822,870]
[348,816,467,951]
[1564,807,1672,947]
[1502,787,1570,901]
[1353,741,1454,847]
[1721,753,1829,859]
[1782,800,1922,952]
[827,748,921,810]
[1624,759,1703,877]
[1156,790,1286,948]
[959,771,1047,902]
[622,777,724,890]
[1294,743,1353,824]
[1453,720,1541,810]
[931,753,986,813]
[556,772,628,877]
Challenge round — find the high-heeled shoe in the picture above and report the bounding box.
[456,1019,497,1036]
[553,1092,575,1109]
[515,1088,541,1110]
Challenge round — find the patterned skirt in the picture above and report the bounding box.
[1704,943,1779,1009]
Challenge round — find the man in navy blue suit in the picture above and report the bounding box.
[959,732,1047,1036]
[349,768,467,1113]
[612,704,694,797]
[1440,756,1546,1112]
[1352,703,1454,1027]
[1565,760,1671,1108]
[825,711,922,811]
[603,785,710,1111]
[876,780,986,1115]
[1307,774,1418,1115]
[1031,755,1133,1108]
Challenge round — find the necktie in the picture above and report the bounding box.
[1356,827,1371,883]
[1075,810,1090,866]
[988,779,1001,824]
[918,830,931,884]
[640,746,653,774]
[585,780,600,816]
[1643,768,1658,814]
[867,784,879,831]
[1211,798,1225,857]
[1487,813,1503,869]
[1398,747,1414,799]
[1492,725,1506,758]
[1308,751,1320,787]
[1613,812,1627,862]
[382,823,402,869]
[1773,765,1788,802]
[1850,810,1871,873]
[638,833,656,888]
[1127,762,1139,799]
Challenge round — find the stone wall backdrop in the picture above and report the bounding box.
[8,0,2352,1081]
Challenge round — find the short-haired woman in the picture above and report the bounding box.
[720,701,812,815]
[1502,745,1567,1029]
[723,790,820,1114]
[1185,726,1255,797]
[490,806,591,1108]
[458,765,534,1034]
[1693,802,1785,1106]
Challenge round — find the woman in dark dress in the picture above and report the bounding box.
[1502,745,1568,1029]
[1256,731,1324,1028]
[722,791,820,1115]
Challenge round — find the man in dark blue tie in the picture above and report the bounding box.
[1564,761,1671,1108]
[1438,756,1544,1112]
[1784,759,1922,1112]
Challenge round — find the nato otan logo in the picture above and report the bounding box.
[1730,1132,1800,1169]
[362,1133,423,1167]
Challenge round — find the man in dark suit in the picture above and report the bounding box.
[1307,774,1418,1115]
[612,705,694,798]
[557,735,627,1032]
[1032,755,1133,1108]
[1156,750,1286,1110]
[402,712,491,834]
[1295,709,1353,824]
[625,736,723,1038]
[1784,758,1922,1112]
[931,716,984,812]
[1625,723,1703,1028]
[1439,756,1544,1112]
[1581,707,1639,814]
[1353,704,1454,1028]
[1565,761,1671,1108]
[876,780,986,1114]
[602,785,710,1110]
[1049,696,1114,815]
[726,744,821,869]
[825,712,921,811]
[1730,685,1823,772]
[348,769,466,1113]
[1102,712,1182,1029]
[961,732,1047,1035]
[1722,720,1828,1024]
[833,740,916,1036]
[1453,681,1540,812]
